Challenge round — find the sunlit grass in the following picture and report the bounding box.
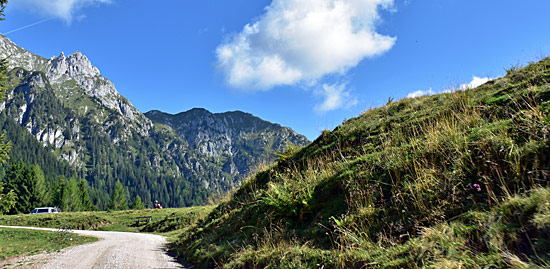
[172,57,550,268]
[0,227,97,260]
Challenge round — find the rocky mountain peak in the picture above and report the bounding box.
[183,107,211,116]
[1,35,151,139]
[47,50,100,82]
[0,34,47,71]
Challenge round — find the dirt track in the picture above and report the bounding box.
[0,226,184,268]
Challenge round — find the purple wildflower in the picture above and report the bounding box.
[473,183,481,192]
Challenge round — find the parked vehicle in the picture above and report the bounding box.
[30,207,61,214]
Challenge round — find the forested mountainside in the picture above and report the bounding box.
[175,58,550,268]
[0,34,309,209]
[145,109,309,180]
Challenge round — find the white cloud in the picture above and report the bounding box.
[406,88,435,98]
[445,76,492,94]
[216,0,396,90]
[12,0,111,23]
[458,76,491,91]
[407,76,492,99]
[314,82,357,113]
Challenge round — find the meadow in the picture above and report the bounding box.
[0,227,97,263]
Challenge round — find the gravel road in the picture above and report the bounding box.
[0,226,184,268]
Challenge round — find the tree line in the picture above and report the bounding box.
[0,161,145,214]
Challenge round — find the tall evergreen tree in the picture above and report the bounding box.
[78,179,94,211]
[130,195,145,210]
[4,162,34,214]
[108,180,127,210]
[64,177,82,212]
[52,176,67,210]
[0,180,16,215]
[31,164,49,207]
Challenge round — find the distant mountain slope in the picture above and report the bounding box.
[175,58,550,267]
[0,34,310,208]
[145,109,310,180]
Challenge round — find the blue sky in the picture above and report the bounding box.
[1,0,550,140]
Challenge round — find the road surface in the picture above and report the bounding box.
[0,225,184,268]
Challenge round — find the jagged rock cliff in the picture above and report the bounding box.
[146,109,309,178]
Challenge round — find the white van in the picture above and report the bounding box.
[30,207,61,214]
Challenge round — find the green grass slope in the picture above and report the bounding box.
[173,58,550,268]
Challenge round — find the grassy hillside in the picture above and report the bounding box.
[173,58,550,268]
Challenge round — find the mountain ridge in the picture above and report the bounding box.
[0,34,310,208]
[145,108,309,178]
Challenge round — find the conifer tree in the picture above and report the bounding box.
[130,195,145,210]
[4,162,34,214]
[64,177,82,212]
[52,177,67,210]
[0,181,15,215]
[109,180,127,210]
[78,179,94,211]
[31,164,49,207]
